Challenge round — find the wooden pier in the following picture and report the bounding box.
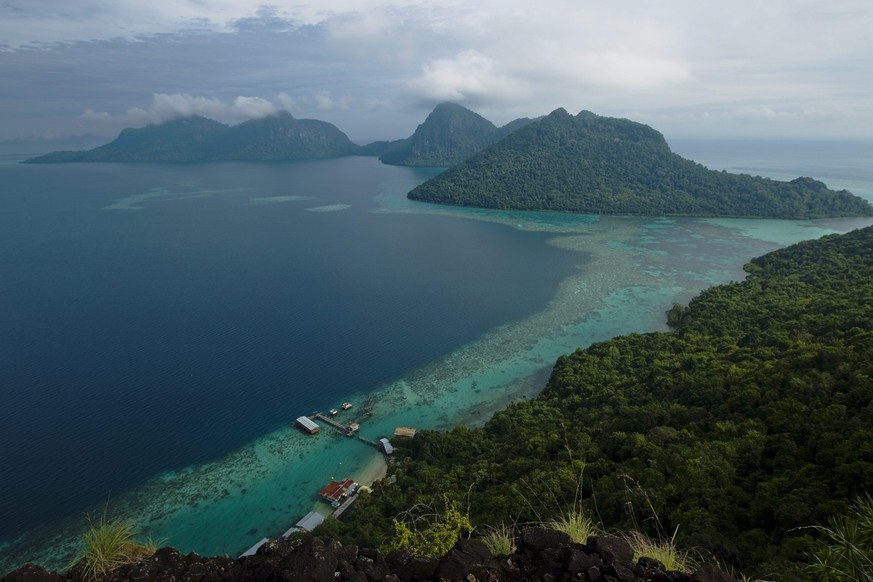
[311,413,381,450]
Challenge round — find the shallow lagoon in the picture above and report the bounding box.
[1,146,872,571]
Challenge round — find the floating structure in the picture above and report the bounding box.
[319,478,359,508]
[294,416,320,435]
[394,427,417,438]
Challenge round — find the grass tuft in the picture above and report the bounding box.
[625,527,696,574]
[76,509,153,580]
[481,522,517,556]
[547,507,599,545]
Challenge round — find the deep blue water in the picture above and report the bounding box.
[0,158,582,539]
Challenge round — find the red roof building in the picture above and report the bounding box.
[319,478,358,505]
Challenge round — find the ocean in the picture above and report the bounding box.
[1,141,872,572]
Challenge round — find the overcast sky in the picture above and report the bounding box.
[2,1,872,144]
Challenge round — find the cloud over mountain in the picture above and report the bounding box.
[1,0,872,142]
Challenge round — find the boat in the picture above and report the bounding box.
[341,402,352,410]
[329,408,338,416]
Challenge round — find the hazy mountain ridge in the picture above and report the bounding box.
[24,112,360,163]
[407,108,873,218]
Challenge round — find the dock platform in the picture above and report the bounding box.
[310,412,381,450]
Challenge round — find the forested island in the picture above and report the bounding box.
[408,108,873,218]
[317,224,873,580]
[23,112,360,163]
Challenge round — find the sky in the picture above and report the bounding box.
[1,1,872,144]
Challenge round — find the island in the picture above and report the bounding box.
[408,108,873,218]
[23,111,360,163]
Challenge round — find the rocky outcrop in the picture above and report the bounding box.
[1,528,734,582]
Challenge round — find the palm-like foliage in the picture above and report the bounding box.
[809,495,873,581]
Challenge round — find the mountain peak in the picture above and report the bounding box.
[379,103,505,167]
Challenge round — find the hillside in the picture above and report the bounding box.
[23,112,360,163]
[318,224,873,580]
[408,108,873,218]
[378,102,533,166]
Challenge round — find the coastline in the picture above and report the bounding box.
[351,453,389,488]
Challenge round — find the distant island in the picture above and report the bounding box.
[23,104,873,219]
[374,102,534,167]
[408,108,873,219]
[23,112,360,163]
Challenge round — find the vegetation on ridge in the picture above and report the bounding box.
[318,224,873,580]
[408,108,873,218]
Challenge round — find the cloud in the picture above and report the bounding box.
[277,92,297,111]
[1,1,872,140]
[410,50,528,106]
[82,93,279,128]
[314,90,353,111]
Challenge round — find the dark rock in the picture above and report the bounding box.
[635,557,692,582]
[587,565,603,581]
[566,547,601,574]
[1,529,735,582]
[635,556,666,575]
[518,527,573,552]
[586,536,634,568]
[538,546,566,576]
[691,562,734,582]
[434,539,502,581]
[0,563,65,582]
[337,558,356,580]
[336,543,358,564]
[278,537,338,582]
[394,556,439,581]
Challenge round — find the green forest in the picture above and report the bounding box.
[408,109,873,219]
[318,225,873,580]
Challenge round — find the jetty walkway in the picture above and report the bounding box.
[311,412,382,450]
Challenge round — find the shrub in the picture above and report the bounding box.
[384,497,472,558]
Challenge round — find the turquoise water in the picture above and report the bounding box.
[1,144,872,572]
